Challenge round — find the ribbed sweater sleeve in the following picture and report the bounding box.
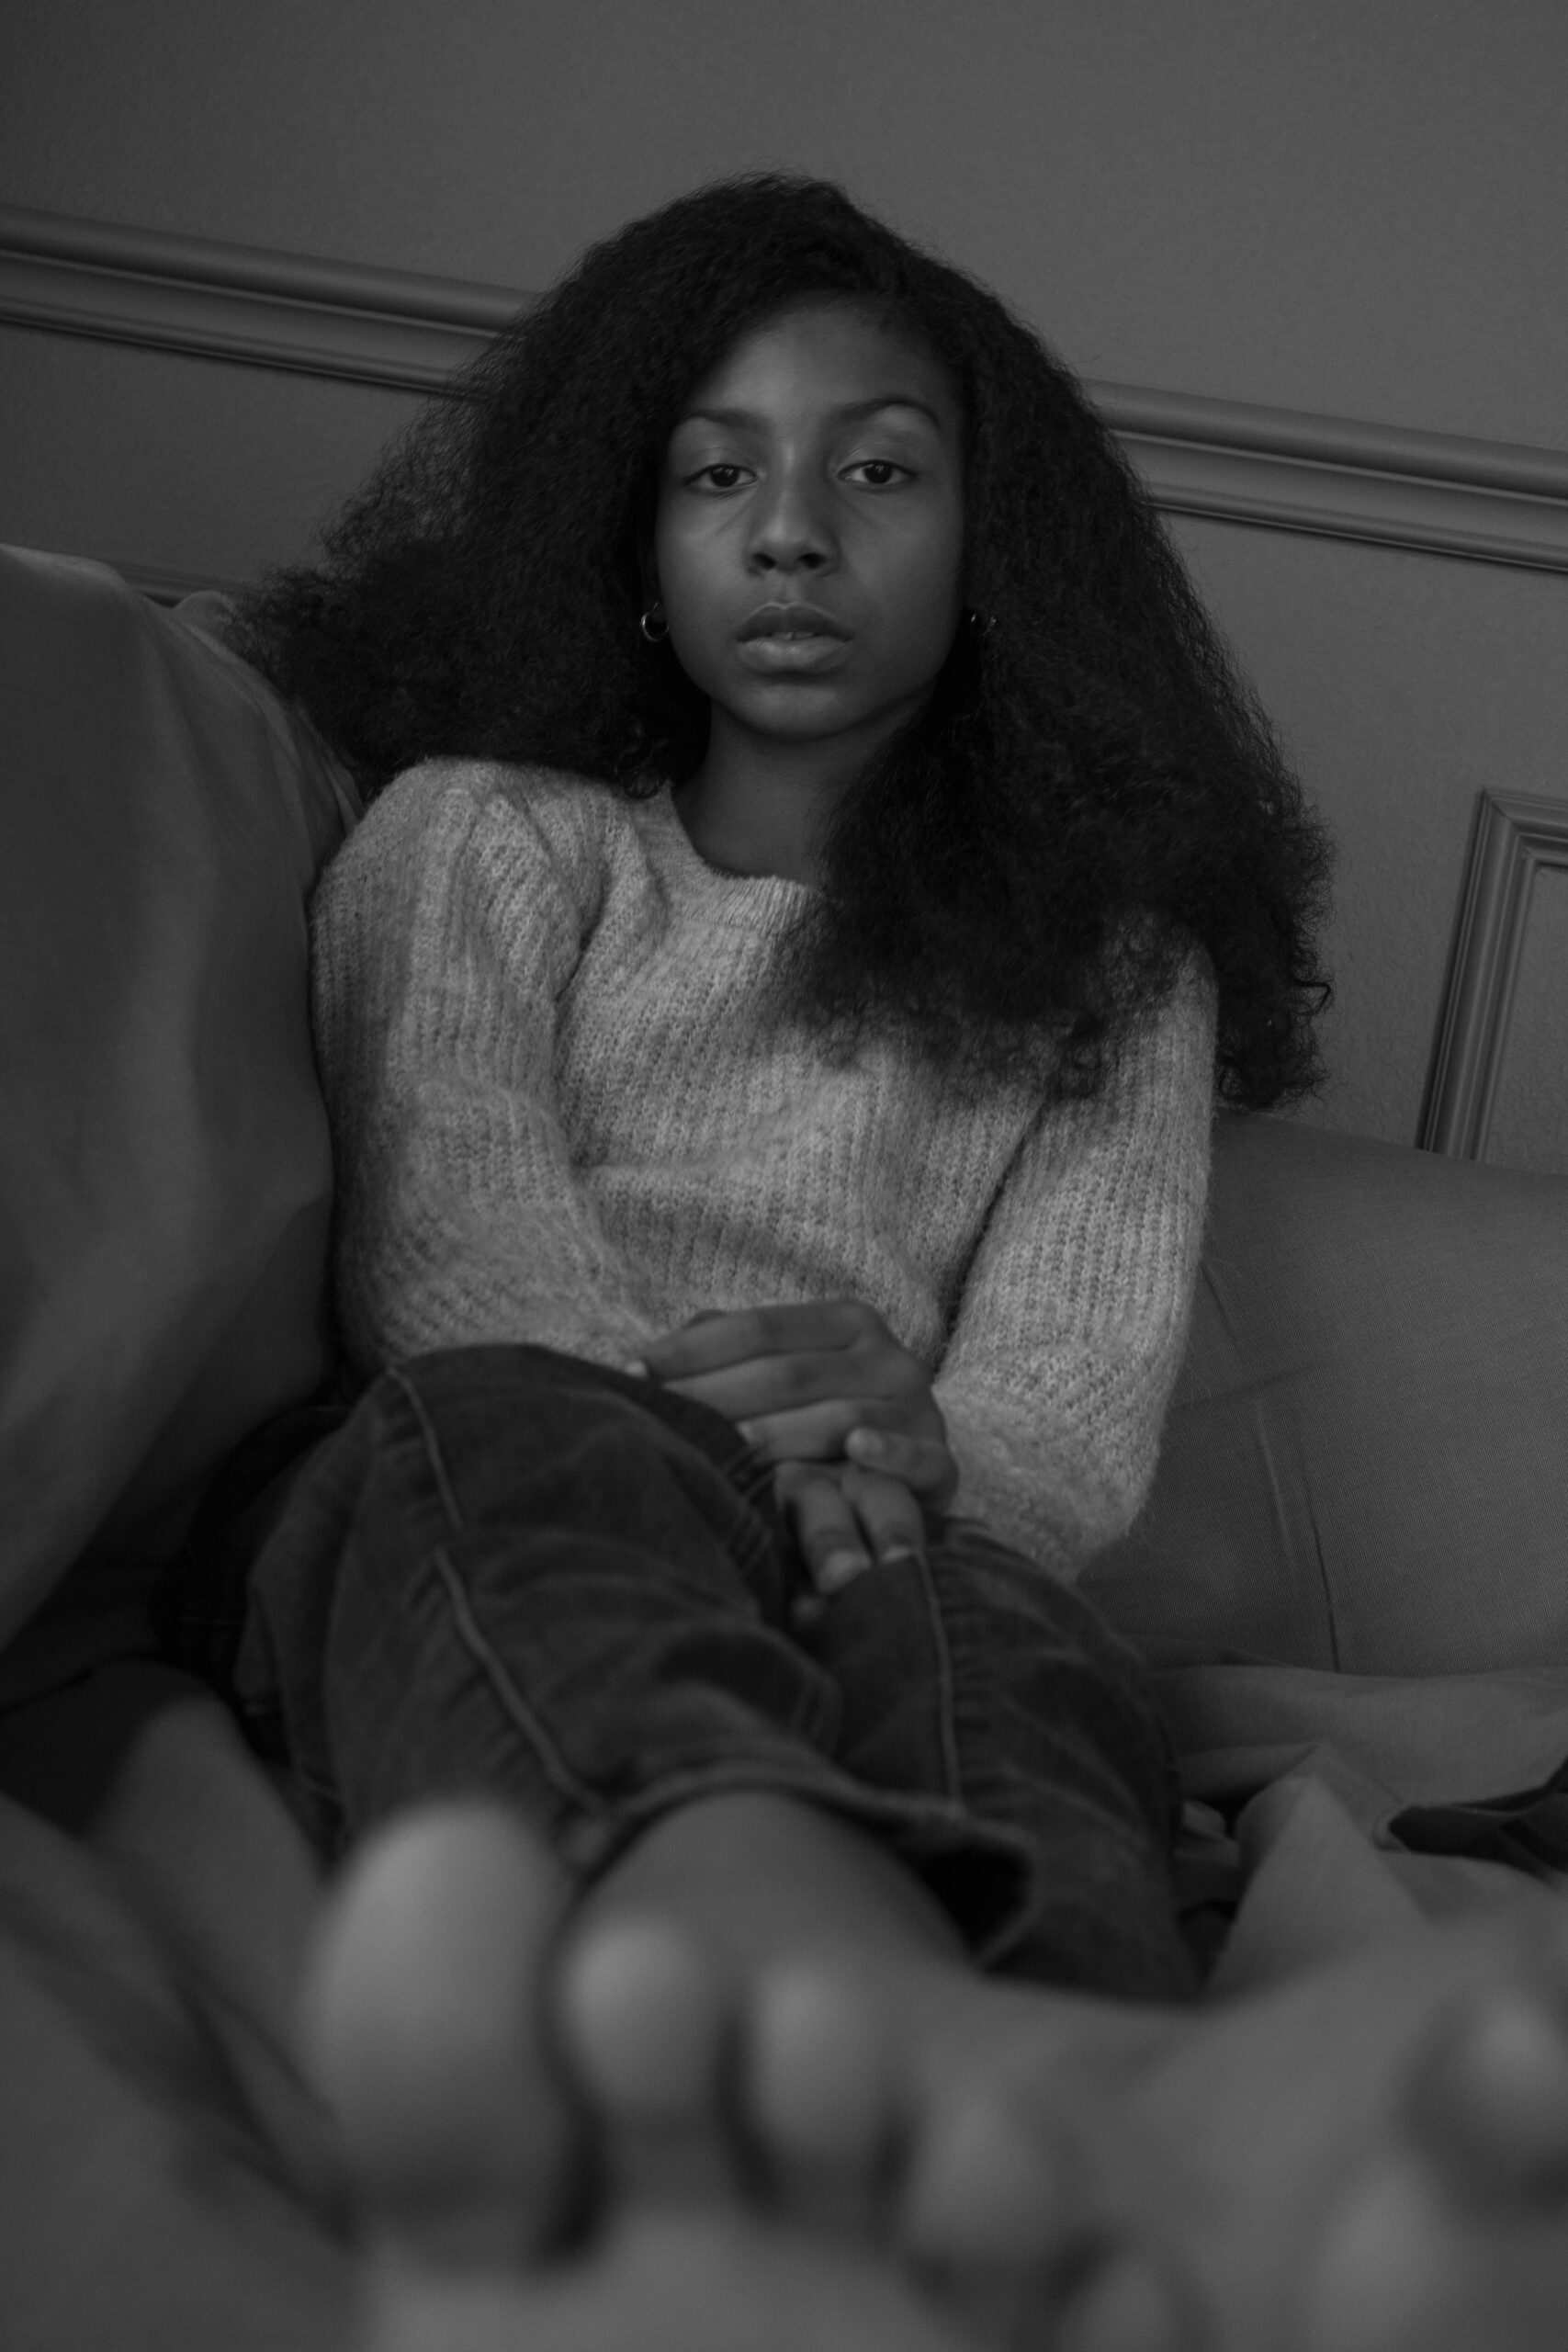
[933,954,1216,1578]
[312,754,1216,1585]
[310,760,658,1374]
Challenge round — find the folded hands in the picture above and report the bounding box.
[632,1300,958,1601]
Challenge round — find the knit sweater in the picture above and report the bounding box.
[310,759,1217,1578]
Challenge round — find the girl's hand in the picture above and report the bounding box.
[636,1300,959,1510]
[773,1458,927,1605]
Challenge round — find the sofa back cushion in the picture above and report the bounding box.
[6,550,1564,1702]
[1084,1110,1568,1675]
[0,548,358,1692]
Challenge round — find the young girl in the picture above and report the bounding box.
[220,173,1556,2348]
[234,163,1326,1975]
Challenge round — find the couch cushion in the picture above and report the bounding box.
[1084,1111,1568,1675]
[0,548,359,1692]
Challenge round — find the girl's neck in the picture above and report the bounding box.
[671,772,823,885]
[672,719,882,885]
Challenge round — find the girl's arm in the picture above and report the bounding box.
[310,761,657,1374]
[640,954,1214,1588]
[932,950,1218,1580]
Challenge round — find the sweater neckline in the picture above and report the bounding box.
[635,786,815,932]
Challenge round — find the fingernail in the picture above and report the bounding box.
[790,1593,827,1632]
[818,1550,869,1594]
[877,1544,922,1570]
[624,1358,649,1379]
[846,1429,885,1459]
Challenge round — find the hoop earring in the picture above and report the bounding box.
[964,607,996,637]
[640,604,670,643]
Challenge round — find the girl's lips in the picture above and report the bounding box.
[734,631,853,673]
[738,602,849,640]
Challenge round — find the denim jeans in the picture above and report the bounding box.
[235,1344,1197,1999]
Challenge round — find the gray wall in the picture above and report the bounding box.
[4,0,1565,1160]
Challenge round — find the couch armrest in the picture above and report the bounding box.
[1084,1112,1568,1674]
[0,548,355,1673]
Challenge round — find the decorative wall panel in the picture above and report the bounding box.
[5,205,1568,579]
[1420,792,1568,1169]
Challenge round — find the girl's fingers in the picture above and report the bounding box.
[643,1301,884,1379]
[774,1464,929,1598]
[737,1398,899,1465]
[837,1466,928,1569]
[661,1351,897,1424]
[659,1331,932,1426]
[731,1405,956,1508]
[775,1464,874,1597]
[843,1424,959,1509]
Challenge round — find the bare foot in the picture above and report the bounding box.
[299,1804,1013,2349]
[1302,1935,1568,2351]
[874,1896,1568,2352]
[557,1913,1175,2346]
[299,1799,582,2274]
[303,1799,1568,2352]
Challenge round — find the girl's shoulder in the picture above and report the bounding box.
[375,755,622,829]
[365,756,636,878]
[320,760,643,942]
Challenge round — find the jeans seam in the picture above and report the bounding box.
[911,1548,965,1804]
[387,1362,610,1822]
[567,1758,1017,1880]
[386,1363,467,1532]
[425,1542,610,1820]
[623,1385,787,1600]
[395,1353,789,1614]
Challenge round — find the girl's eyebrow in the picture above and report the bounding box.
[677,396,947,432]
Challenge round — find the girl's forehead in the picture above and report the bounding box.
[676,300,961,435]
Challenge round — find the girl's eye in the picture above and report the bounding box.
[682,457,910,492]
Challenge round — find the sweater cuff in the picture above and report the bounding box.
[940,1399,1089,1582]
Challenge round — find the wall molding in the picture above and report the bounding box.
[6,203,1568,574]
[1109,392,1568,575]
[1418,789,1568,1158]
[0,203,515,395]
[117,558,247,606]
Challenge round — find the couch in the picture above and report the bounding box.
[3,542,1567,2340]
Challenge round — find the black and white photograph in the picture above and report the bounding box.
[2,6,1566,2346]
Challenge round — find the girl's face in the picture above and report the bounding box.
[652,301,965,765]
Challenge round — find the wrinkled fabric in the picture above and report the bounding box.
[1156,1655,1568,1847]
[1086,1110,1568,1676]
[0,548,357,1689]
[0,1780,347,2352]
[239,1343,1199,1999]
[1156,1655,1568,1984]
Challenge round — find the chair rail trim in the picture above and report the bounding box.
[6,205,1568,575]
[1418,789,1568,1157]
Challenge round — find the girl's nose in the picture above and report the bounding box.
[747,471,835,571]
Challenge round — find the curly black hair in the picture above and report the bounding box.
[233,172,1334,1110]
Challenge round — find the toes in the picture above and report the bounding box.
[299,1801,579,2267]
[898,2092,1080,2271]
[895,2090,1201,2351]
[1303,2149,1568,2352]
[556,1916,738,2209]
[1305,1973,1568,2352]
[1407,1984,1568,2210]
[741,1962,891,2233]
[897,2092,1100,2346]
[1053,2244,1201,2352]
